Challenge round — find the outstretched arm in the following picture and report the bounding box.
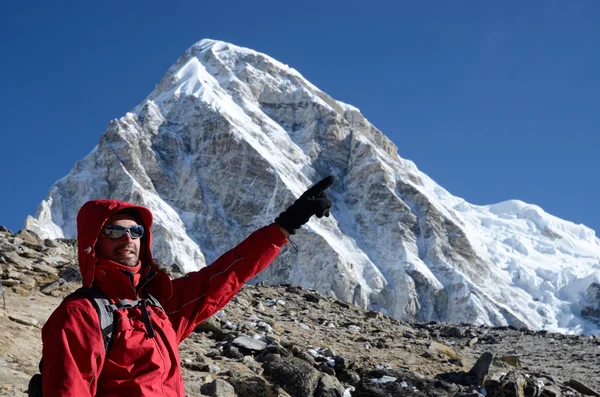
[163,223,287,342]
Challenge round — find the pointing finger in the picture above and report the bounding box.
[304,176,335,197]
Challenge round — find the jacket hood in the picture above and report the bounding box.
[76,199,164,291]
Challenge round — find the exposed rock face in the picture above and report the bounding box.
[20,39,600,333]
[582,283,600,322]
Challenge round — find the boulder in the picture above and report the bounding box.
[200,379,236,397]
[262,354,321,397]
[15,230,42,245]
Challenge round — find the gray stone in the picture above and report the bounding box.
[41,278,66,295]
[261,344,293,358]
[21,241,46,253]
[566,379,600,397]
[8,315,38,327]
[540,385,561,397]
[492,371,528,397]
[7,268,21,279]
[31,263,59,275]
[322,346,337,357]
[205,364,221,374]
[0,225,12,234]
[17,273,36,288]
[443,326,465,338]
[232,335,267,351]
[1,279,20,287]
[467,352,494,386]
[2,251,31,269]
[15,230,42,245]
[41,255,71,266]
[44,239,59,248]
[262,354,321,397]
[195,316,225,336]
[315,373,345,397]
[58,265,82,283]
[227,374,289,397]
[234,296,250,308]
[200,379,236,397]
[226,346,245,360]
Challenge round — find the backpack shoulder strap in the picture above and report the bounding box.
[66,287,115,352]
[145,293,164,311]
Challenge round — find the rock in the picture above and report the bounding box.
[353,368,450,397]
[262,354,321,397]
[204,364,221,374]
[468,352,494,386]
[17,273,36,289]
[540,385,561,397]
[333,355,349,370]
[498,355,522,368]
[323,346,337,357]
[43,239,59,248]
[40,278,66,294]
[226,346,245,360]
[261,344,293,358]
[582,283,600,322]
[565,379,600,397]
[1,279,20,287]
[0,225,12,234]
[21,240,46,253]
[317,362,335,376]
[8,314,38,327]
[336,368,361,386]
[194,317,224,336]
[200,379,236,397]
[442,326,464,338]
[234,296,250,308]
[12,285,30,296]
[428,341,461,360]
[17,245,40,259]
[227,374,292,397]
[467,337,479,347]
[295,351,316,365]
[15,230,42,245]
[43,255,72,266]
[31,263,59,275]
[58,265,82,283]
[315,373,345,397]
[232,335,267,351]
[487,371,527,397]
[2,251,31,269]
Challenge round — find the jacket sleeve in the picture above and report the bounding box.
[162,223,287,342]
[41,299,105,397]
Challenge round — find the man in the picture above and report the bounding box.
[39,176,334,396]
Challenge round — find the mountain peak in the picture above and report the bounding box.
[25,40,600,335]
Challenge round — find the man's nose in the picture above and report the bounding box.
[120,230,134,242]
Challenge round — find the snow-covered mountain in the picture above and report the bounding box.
[25,39,600,334]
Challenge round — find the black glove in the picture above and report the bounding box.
[275,176,335,234]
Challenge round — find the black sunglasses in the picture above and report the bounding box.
[102,224,145,239]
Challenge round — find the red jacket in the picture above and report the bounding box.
[41,199,287,396]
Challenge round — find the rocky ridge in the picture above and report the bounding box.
[1,227,600,397]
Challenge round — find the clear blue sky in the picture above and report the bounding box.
[1,1,598,235]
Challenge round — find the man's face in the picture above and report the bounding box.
[95,213,141,267]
